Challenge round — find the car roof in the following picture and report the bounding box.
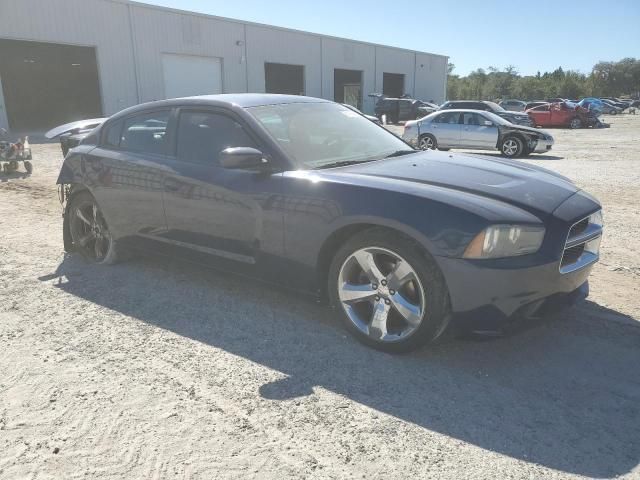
[432,109,491,114]
[109,94,329,120]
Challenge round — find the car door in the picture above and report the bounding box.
[529,104,551,126]
[160,108,283,267]
[459,112,499,148]
[427,111,462,146]
[83,109,174,243]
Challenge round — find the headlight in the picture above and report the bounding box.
[463,225,546,259]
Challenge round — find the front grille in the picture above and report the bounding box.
[560,212,602,274]
[569,218,589,237]
[561,245,585,268]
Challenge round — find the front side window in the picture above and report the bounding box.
[176,111,257,166]
[120,111,170,155]
[249,102,410,169]
[462,112,482,125]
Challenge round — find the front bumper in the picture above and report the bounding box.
[533,137,554,153]
[435,254,594,334]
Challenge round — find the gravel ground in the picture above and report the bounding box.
[1,114,639,479]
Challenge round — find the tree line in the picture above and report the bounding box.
[446,58,640,101]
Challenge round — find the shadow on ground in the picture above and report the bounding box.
[40,254,640,478]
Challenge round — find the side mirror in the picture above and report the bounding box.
[220,147,268,170]
[483,120,493,126]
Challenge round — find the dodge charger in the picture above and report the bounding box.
[56,94,603,352]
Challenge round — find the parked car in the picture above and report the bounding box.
[499,99,527,112]
[56,94,601,352]
[403,109,553,157]
[599,99,624,114]
[342,103,381,124]
[545,98,567,104]
[372,95,437,124]
[526,102,589,129]
[439,100,534,127]
[45,118,107,155]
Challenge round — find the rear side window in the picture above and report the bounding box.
[435,112,461,124]
[120,111,171,155]
[103,120,124,148]
[176,111,257,166]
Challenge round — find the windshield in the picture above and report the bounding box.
[482,111,512,126]
[486,101,506,112]
[249,102,411,169]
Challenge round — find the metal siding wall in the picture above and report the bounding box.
[245,25,321,97]
[374,47,416,99]
[0,0,447,122]
[0,0,138,116]
[129,5,247,102]
[321,38,376,113]
[415,53,448,104]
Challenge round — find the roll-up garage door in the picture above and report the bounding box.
[162,54,222,99]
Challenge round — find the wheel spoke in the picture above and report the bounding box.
[92,204,98,225]
[353,250,384,283]
[77,232,94,247]
[390,293,422,327]
[75,208,92,227]
[339,282,377,304]
[386,260,416,290]
[368,301,390,340]
[94,236,104,259]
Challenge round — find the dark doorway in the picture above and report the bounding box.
[0,39,102,131]
[334,69,363,109]
[383,72,405,98]
[264,63,305,95]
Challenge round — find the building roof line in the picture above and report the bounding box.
[103,0,448,60]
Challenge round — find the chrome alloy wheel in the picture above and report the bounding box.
[502,138,519,156]
[70,200,112,262]
[419,136,435,150]
[337,247,425,342]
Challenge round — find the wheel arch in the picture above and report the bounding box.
[315,221,446,302]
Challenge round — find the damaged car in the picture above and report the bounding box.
[56,94,601,353]
[45,118,107,156]
[403,109,553,157]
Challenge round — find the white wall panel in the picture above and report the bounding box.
[245,25,321,97]
[321,38,376,113]
[129,4,246,102]
[162,54,222,98]
[415,53,448,104]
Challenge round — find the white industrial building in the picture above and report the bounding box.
[0,0,448,131]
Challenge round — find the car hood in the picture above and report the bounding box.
[498,111,529,118]
[319,151,578,215]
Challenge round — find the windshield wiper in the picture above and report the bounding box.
[384,149,418,158]
[314,159,374,169]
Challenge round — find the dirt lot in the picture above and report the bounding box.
[1,115,639,479]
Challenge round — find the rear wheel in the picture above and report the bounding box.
[418,134,437,150]
[328,228,450,353]
[68,192,120,265]
[501,136,524,158]
[569,117,582,129]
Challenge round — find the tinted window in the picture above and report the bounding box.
[177,111,257,166]
[103,119,123,148]
[120,111,170,155]
[435,112,461,124]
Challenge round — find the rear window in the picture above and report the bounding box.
[103,120,123,148]
[120,111,171,155]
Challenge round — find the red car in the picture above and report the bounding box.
[526,102,587,129]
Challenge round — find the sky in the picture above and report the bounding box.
[140,0,640,76]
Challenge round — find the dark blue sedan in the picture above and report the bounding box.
[56,94,603,352]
